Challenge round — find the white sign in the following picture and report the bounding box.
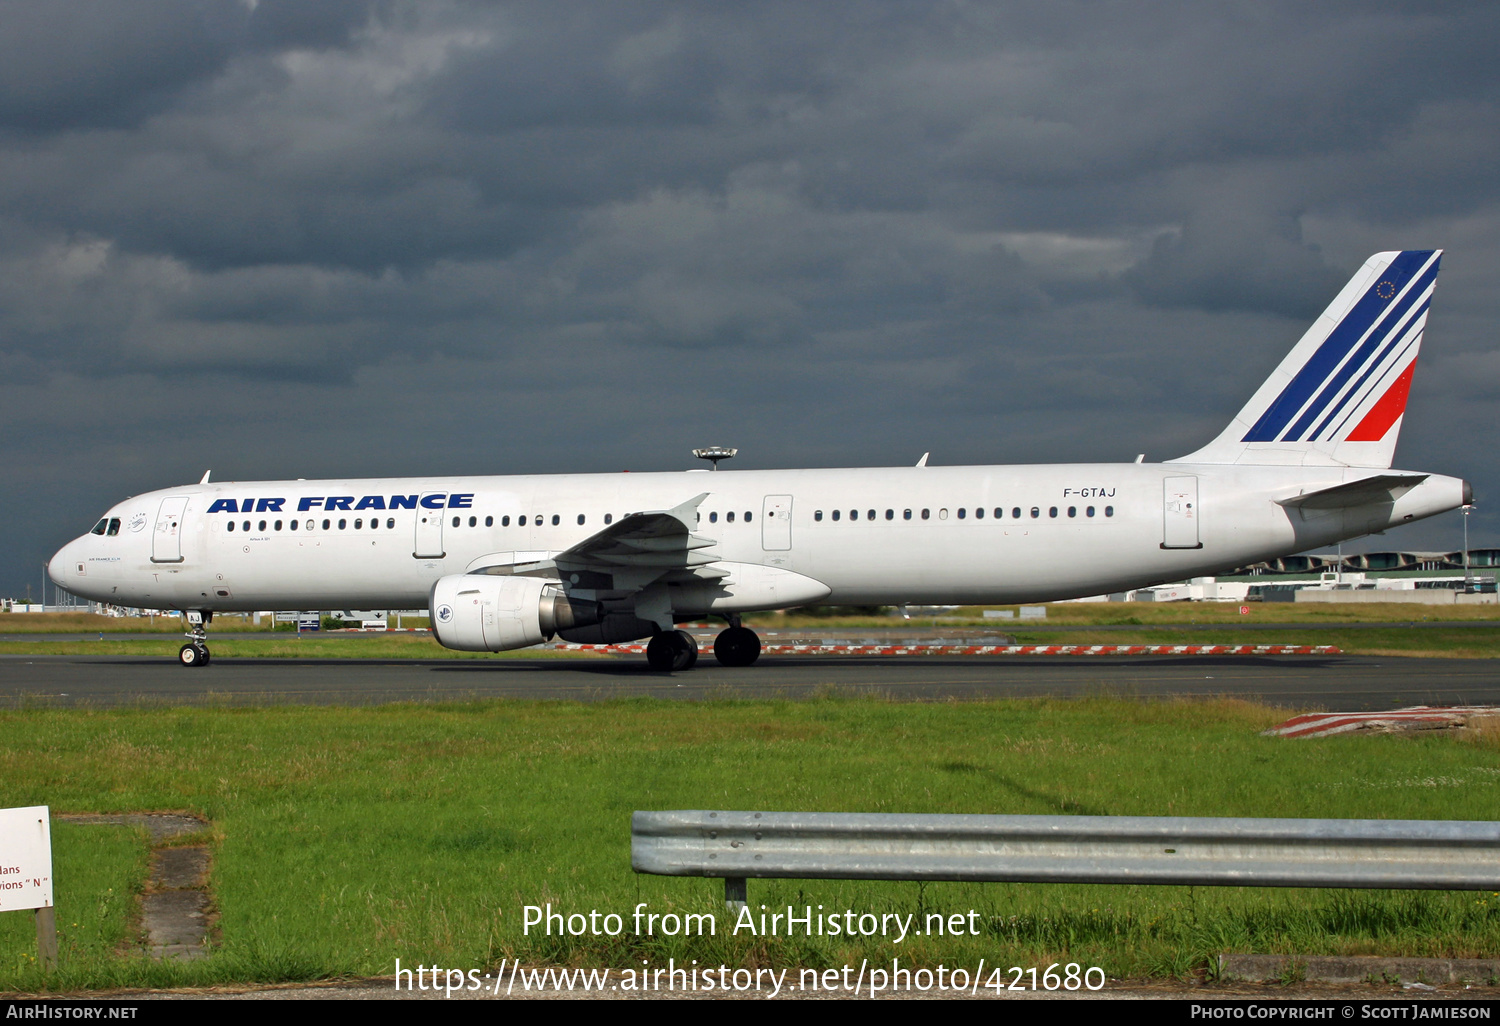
[0,806,53,912]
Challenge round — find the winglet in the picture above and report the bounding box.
[915,452,929,468]
[200,470,212,484]
[664,492,710,530]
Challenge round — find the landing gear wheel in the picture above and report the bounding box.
[178,643,209,668]
[646,630,699,672]
[713,626,761,667]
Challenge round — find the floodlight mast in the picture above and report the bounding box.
[692,446,737,470]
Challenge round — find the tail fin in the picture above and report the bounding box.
[1169,249,1441,469]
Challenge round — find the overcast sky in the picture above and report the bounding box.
[4,1,1498,598]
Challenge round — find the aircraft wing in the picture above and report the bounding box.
[555,493,720,574]
[1276,474,1429,510]
[463,492,725,594]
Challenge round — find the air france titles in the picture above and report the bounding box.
[205,494,475,514]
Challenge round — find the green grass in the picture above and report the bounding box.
[2,696,1499,991]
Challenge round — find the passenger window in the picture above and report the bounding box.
[1086,506,1095,517]
[939,508,948,520]
[1030,508,1039,519]
[502,516,511,526]
[577,514,585,526]
[604,514,613,525]
[815,510,823,521]
[1049,507,1058,518]
[259,520,267,531]
[1012,508,1021,519]
[309,520,317,531]
[322,519,330,530]
[91,518,108,535]
[519,515,527,526]
[551,514,560,526]
[338,519,346,530]
[227,521,235,533]
[710,512,719,523]
[243,521,251,532]
[994,507,1003,519]
[727,511,735,523]
[904,509,912,520]
[921,509,930,520]
[849,510,857,522]
[957,508,966,519]
[470,516,478,527]
[107,518,121,536]
[485,516,493,527]
[387,518,395,529]
[744,512,752,522]
[275,520,283,531]
[290,519,298,531]
[1105,506,1114,517]
[1067,507,1076,518]
[974,508,983,520]
[885,509,894,520]
[832,510,841,521]
[449,516,457,528]
[866,509,874,521]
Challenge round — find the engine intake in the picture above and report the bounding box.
[429,575,599,652]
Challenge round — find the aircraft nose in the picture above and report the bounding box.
[47,540,77,589]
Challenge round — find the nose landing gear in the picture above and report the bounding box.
[178,610,212,668]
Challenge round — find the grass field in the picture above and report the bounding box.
[2,695,1499,991]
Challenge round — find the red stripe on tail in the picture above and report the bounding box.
[1347,358,1417,442]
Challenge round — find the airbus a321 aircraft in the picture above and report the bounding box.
[49,250,1469,671]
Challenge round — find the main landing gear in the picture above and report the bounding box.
[713,625,761,667]
[646,630,698,672]
[178,610,212,668]
[644,617,762,671]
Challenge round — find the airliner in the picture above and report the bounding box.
[48,250,1469,671]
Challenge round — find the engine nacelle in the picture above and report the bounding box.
[429,575,598,652]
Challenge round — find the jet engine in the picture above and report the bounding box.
[429,575,599,652]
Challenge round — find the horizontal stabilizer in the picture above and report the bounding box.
[1276,474,1428,510]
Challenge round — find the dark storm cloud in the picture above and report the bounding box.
[0,0,371,133]
[3,2,1500,593]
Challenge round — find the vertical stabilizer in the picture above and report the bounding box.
[1169,250,1441,469]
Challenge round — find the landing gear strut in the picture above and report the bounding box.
[646,629,698,672]
[178,610,212,668]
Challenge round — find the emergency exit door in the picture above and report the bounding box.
[1162,476,1201,549]
[414,492,446,558]
[761,495,792,551]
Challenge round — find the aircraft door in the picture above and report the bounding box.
[414,492,446,558]
[151,496,190,563]
[761,495,792,551]
[1162,476,1202,549]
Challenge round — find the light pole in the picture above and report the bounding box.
[1462,503,1475,592]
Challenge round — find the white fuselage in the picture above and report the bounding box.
[49,462,1467,614]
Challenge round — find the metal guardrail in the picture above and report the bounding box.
[631,810,1500,906]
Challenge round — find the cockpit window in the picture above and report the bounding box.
[107,518,121,536]
[91,518,108,535]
